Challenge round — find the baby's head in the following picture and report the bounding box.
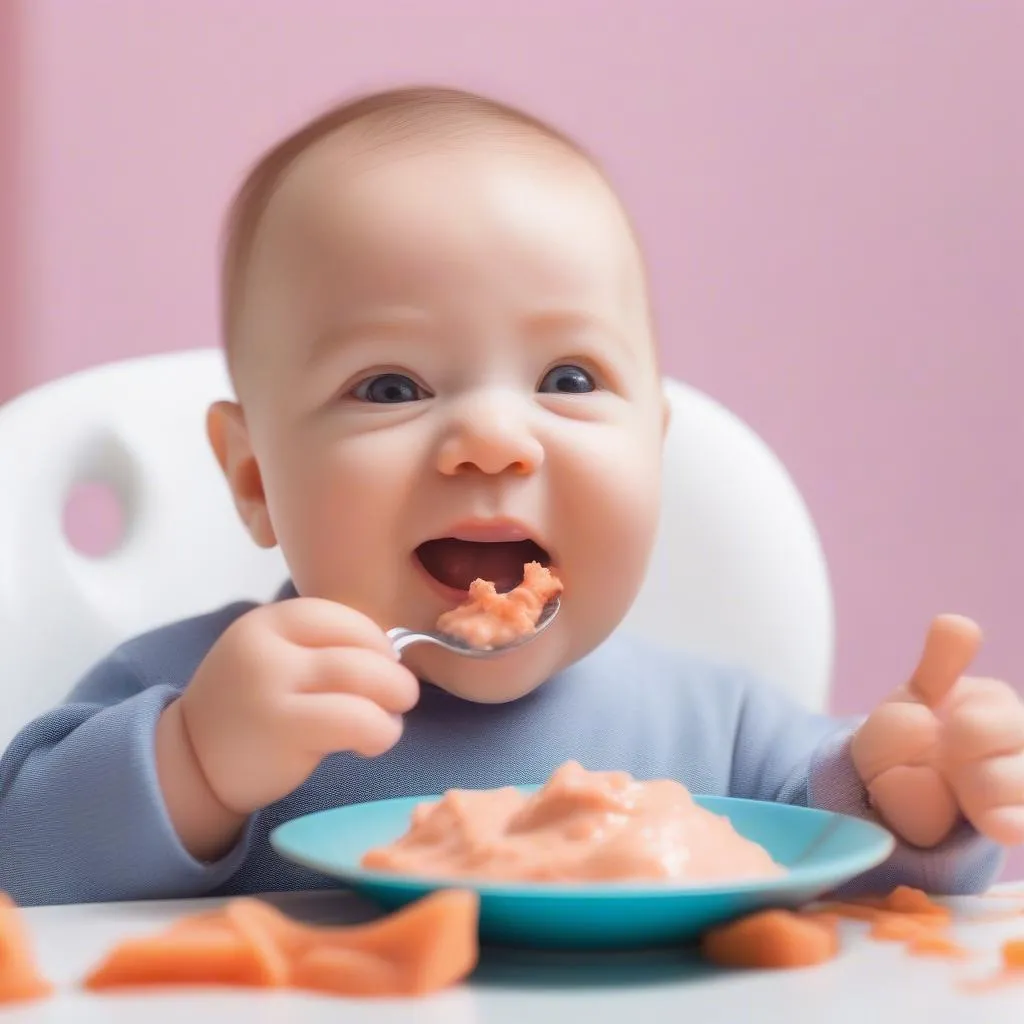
[209,87,668,702]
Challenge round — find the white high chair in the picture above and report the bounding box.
[0,349,834,749]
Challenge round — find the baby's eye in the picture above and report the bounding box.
[352,373,429,404]
[538,364,596,395]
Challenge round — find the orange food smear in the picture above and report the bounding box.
[701,886,988,974]
[813,886,968,961]
[84,889,479,997]
[820,886,949,922]
[701,909,838,969]
[0,894,53,1004]
[958,939,1024,993]
[908,931,970,959]
[436,561,563,648]
[868,915,927,941]
[1002,938,1024,970]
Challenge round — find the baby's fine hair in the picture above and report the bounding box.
[220,86,598,371]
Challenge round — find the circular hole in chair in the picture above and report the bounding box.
[62,480,127,557]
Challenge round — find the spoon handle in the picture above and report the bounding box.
[386,627,429,656]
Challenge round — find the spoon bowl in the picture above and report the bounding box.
[386,598,560,658]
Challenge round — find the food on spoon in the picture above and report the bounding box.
[84,890,479,997]
[0,893,53,1004]
[435,561,562,649]
[361,761,784,883]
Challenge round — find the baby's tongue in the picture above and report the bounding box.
[417,539,530,594]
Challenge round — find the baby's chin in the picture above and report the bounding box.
[404,637,572,704]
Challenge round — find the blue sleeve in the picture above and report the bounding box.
[729,676,1004,895]
[0,622,256,907]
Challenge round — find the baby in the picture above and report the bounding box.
[1,88,1022,905]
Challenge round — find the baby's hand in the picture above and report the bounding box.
[851,615,1024,848]
[177,599,419,816]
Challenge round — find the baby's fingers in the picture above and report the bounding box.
[972,805,1024,846]
[947,753,1024,845]
[944,679,1024,764]
[908,615,982,709]
[286,693,404,758]
[850,702,941,785]
[271,597,397,659]
[300,647,419,714]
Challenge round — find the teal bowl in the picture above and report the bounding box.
[270,791,894,951]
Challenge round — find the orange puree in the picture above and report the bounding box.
[362,761,784,884]
[436,561,563,649]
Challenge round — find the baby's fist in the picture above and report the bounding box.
[178,598,419,816]
[851,615,1024,848]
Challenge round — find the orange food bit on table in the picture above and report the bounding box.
[85,889,479,997]
[0,894,53,1004]
[291,888,480,997]
[700,909,839,969]
[869,914,934,942]
[883,886,951,919]
[907,932,969,959]
[813,886,969,960]
[1002,938,1024,970]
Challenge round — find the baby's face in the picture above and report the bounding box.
[223,137,667,701]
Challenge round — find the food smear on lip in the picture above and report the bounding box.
[435,561,563,649]
[360,761,784,884]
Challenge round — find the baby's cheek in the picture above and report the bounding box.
[269,455,401,601]
[563,436,660,541]
[554,438,661,621]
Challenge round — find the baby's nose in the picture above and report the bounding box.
[436,395,544,477]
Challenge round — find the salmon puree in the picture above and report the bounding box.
[435,562,563,649]
[361,761,784,883]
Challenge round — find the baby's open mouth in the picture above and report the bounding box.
[415,539,551,594]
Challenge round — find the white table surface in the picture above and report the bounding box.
[7,885,1024,1024]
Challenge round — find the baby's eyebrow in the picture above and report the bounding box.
[520,309,628,348]
[306,310,431,366]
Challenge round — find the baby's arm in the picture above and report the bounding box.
[0,648,255,906]
[729,675,1004,895]
[0,597,418,907]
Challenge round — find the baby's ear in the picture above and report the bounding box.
[206,401,277,548]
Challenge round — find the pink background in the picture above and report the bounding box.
[3,3,1022,872]
[0,1,19,391]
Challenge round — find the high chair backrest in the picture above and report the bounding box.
[0,350,833,748]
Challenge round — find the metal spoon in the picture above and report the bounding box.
[386,598,561,658]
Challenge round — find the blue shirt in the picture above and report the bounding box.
[0,596,1003,905]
